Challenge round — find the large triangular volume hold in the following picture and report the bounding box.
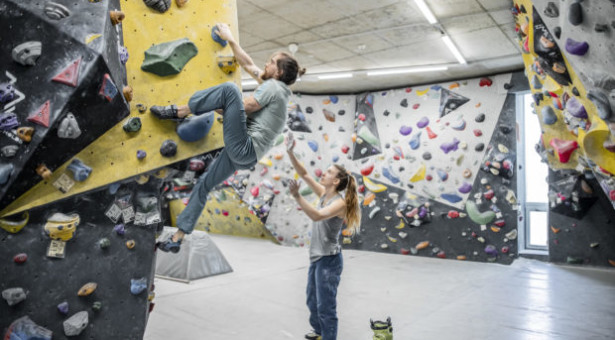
[27,100,51,127]
[51,57,82,87]
[439,89,470,118]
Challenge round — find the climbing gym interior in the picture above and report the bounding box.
[1,0,614,339]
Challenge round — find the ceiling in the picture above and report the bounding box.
[236,0,524,94]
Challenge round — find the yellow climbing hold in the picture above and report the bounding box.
[395,220,405,229]
[259,158,273,167]
[410,163,426,182]
[491,226,501,233]
[416,88,429,96]
[0,212,29,234]
[387,235,398,243]
[85,33,102,45]
[543,77,562,92]
[362,176,387,193]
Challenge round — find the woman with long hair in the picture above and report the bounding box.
[285,132,361,340]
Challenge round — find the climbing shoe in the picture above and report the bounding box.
[304,331,322,340]
[150,104,182,121]
[156,235,182,253]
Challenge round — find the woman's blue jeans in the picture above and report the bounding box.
[307,253,343,340]
[176,82,257,234]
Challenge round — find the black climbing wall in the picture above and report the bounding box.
[0,0,130,209]
[1,178,162,339]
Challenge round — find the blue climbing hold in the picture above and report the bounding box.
[67,159,92,182]
[382,166,400,184]
[211,26,227,47]
[436,169,448,181]
[130,277,148,295]
[541,106,558,125]
[430,85,442,91]
[329,95,339,104]
[441,193,462,203]
[332,155,339,162]
[308,140,318,152]
[409,131,421,150]
[0,163,14,185]
[176,112,215,142]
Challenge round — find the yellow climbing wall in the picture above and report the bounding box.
[1,0,239,217]
[514,0,610,173]
[168,188,279,242]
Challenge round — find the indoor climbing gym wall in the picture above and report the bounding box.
[1,0,240,338]
[513,0,615,267]
[238,72,527,264]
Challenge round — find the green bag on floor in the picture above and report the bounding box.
[370,317,393,340]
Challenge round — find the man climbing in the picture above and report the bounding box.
[151,23,305,252]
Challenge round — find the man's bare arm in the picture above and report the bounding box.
[215,23,263,83]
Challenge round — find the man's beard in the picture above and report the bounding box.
[260,72,273,81]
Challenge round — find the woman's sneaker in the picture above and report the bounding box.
[150,105,182,121]
[304,331,321,340]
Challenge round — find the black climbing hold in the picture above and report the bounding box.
[143,0,171,13]
[519,4,527,13]
[400,99,408,108]
[338,110,345,116]
[399,166,404,172]
[572,87,580,96]
[475,143,485,152]
[310,161,315,166]
[385,143,390,149]
[338,126,345,132]
[595,24,608,32]
[383,110,390,117]
[306,107,313,114]
[422,152,432,160]
[160,139,177,157]
[499,124,513,134]
[544,2,559,18]
[553,26,561,39]
[475,113,485,123]
[503,83,513,90]
[533,93,544,105]
[568,2,583,26]
[318,126,323,131]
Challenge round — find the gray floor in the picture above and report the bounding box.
[144,235,615,340]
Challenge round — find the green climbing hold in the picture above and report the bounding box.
[141,38,198,77]
[123,117,142,132]
[357,126,380,146]
[299,186,313,196]
[465,200,496,225]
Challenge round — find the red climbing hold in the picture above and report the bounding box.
[436,251,446,259]
[357,184,365,193]
[609,190,615,201]
[27,100,51,127]
[412,103,420,110]
[360,164,374,176]
[222,210,229,216]
[358,113,366,121]
[426,126,437,139]
[314,169,322,178]
[341,145,350,154]
[494,219,506,227]
[484,189,495,200]
[52,57,82,87]
[13,253,27,264]
[405,88,412,93]
[447,211,460,219]
[250,186,259,197]
[473,129,482,137]
[549,138,578,163]
[479,78,493,87]
[400,248,410,255]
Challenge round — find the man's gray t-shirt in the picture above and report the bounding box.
[309,194,344,263]
[248,79,291,160]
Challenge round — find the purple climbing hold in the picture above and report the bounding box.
[568,1,583,26]
[307,140,318,152]
[418,206,428,219]
[409,131,421,150]
[437,169,448,181]
[58,301,69,315]
[118,45,129,65]
[417,117,429,128]
[484,245,498,256]
[137,150,147,160]
[458,182,472,194]
[399,125,413,136]
[440,138,460,154]
[565,38,589,56]
[0,112,19,130]
[0,82,15,104]
[114,223,125,235]
[441,193,462,203]
[566,97,588,119]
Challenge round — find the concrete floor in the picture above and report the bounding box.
[144,235,615,340]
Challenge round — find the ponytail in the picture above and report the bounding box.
[333,164,361,236]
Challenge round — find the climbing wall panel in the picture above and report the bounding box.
[0,0,240,218]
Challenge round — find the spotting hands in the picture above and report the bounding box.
[285,131,295,152]
[288,179,302,198]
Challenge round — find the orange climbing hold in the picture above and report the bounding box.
[363,192,375,206]
[273,153,284,160]
[456,255,467,260]
[416,241,430,250]
[78,282,97,296]
[551,226,560,234]
[609,259,615,267]
[425,126,437,139]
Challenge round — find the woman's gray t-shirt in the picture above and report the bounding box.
[309,194,344,263]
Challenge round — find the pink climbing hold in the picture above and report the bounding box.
[358,113,366,121]
[473,129,482,137]
[357,184,365,193]
[314,169,322,178]
[609,190,615,201]
[549,138,578,163]
[413,103,420,110]
[260,167,268,176]
[479,78,493,87]
[405,88,412,93]
[426,174,433,181]
[426,126,437,139]
[222,210,229,216]
[250,186,259,197]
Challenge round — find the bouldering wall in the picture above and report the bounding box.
[513,0,615,267]
[238,73,525,264]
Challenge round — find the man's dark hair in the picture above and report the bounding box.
[276,52,306,86]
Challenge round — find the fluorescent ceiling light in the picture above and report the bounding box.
[241,79,258,87]
[367,65,448,76]
[414,0,438,24]
[317,73,353,80]
[442,35,467,64]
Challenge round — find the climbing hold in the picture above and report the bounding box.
[78,282,97,296]
[63,311,89,336]
[549,138,578,163]
[425,126,437,139]
[2,287,27,306]
[328,95,339,104]
[141,38,198,76]
[109,10,125,25]
[99,73,118,102]
[587,90,612,120]
[114,223,125,236]
[484,189,494,200]
[531,75,542,90]
[99,237,111,249]
[44,212,80,241]
[399,125,412,136]
[475,113,485,122]
[436,169,448,181]
[544,2,559,17]
[484,245,498,256]
[58,301,69,315]
[136,103,147,113]
[400,99,408,107]
[465,200,496,225]
[0,212,29,234]
[136,150,147,160]
[0,163,13,186]
[176,112,215,142]
[451,118,466,131]
[119,45,129,65]
[131,277,148,295]
[416,241,430,250]
[211,26,228,47]
[439,89,470,117]
[307,140,318,152]
[52,57,82,87]
[126,239,136,249]
[440,138,460,154]
[250,186,259,198]
[0,111,18,130]
[568,1,583,26]
[362,192,375,206]
[67,159,92,181]
[123,86,133,102]
[422,151,432,161]
[417,117,429,128]
[160,139,177,157]
[565,38,589,56]
[13,253,27,264]
[357,126,380,145]
[216,55,238,74]
[479,78,492,87]
[12,41,42,66]
[567,256,583,265]
[28,100,51,127]
[360,164,374,176]
[441,193,462,203]
[36,164,52,180]
[57,113,81,139]
[122,116,142,133]
[382,166,400,184]
[564,97,587,119]
[143,0,171,12]
[363,176,387,193]
[458,182,472,194]
[322,109,335,122]
[595,23,608,32]
[416,88,429,96]
[410,163,426,182]
[541,106,558,125]
[369,206,381,219]
[409,131,421,150]
[92,301,103,312]
[341,145,350,154]
[176,0,189,6]
[44,2,71,20]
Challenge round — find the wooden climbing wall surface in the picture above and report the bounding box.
[1,0,239,218]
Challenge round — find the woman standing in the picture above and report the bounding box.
[286,132,361,340]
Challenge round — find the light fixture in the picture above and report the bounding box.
[367,65,448,76]
[288,42,298,55]
[317,73,353,80]
[414,0,438,24]
[442,35,467,64]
